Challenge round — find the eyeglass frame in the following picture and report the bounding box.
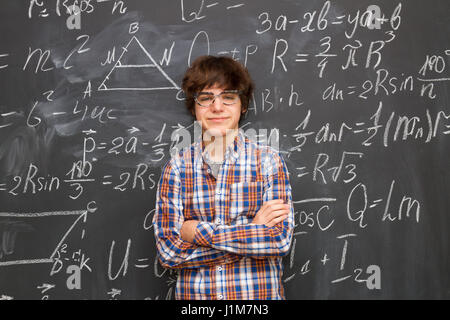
[193,90,243,108]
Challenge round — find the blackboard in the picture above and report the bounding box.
[0,0,449,300]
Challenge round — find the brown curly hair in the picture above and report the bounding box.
[182,55,254,117]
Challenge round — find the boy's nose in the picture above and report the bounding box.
[210,97,224,111]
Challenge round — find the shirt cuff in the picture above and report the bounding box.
[193,222,214,247]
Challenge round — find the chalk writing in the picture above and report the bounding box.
[0,0,448,300]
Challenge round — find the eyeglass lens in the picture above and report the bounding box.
[196,91,240,107]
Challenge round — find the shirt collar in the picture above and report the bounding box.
[193,129,245,170]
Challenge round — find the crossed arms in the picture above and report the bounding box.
[153,151,294,269]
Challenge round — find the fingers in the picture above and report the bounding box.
[254,199,282,219]
[266,199,285,205]
[265,207,290,227]
[265,203,290,212]
[259,199,287,214]
[259,199,282,211]
[266,213,289,228]
[252,199,291,226]
[258,200,291,227]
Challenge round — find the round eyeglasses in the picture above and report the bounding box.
[194,90,242,108]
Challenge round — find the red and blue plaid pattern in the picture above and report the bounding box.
[153,130,294,300]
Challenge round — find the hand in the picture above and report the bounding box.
[180,220,199,243]
[251,199,290,228]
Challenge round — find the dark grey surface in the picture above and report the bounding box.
[0,0,449,299]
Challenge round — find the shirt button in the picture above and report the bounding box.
[218,294,223,300]
[216,218,221,224]
[217,266,223,272]
[207,169,211,173]
[216,190,221,195]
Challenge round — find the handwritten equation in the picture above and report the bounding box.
[0,0,449,299]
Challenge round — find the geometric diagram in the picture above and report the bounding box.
[0,203,96,267]
[98,36,180,91]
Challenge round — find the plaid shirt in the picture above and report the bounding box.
[153,130,294,300]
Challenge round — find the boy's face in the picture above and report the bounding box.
[193,85,244,137]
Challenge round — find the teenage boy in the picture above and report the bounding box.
[153,55,294,300]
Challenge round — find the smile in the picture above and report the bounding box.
[208,117,229,122]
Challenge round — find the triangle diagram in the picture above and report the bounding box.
[98,36,180,91]
[0,209,87,267]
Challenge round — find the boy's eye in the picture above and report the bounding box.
[222,94,236,100]
[198,95,213,102]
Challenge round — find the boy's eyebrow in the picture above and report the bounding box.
[197,90,239,94]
